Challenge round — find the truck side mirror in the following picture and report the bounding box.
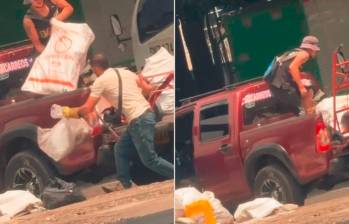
[111,15,123,36]
[110,14,131,52]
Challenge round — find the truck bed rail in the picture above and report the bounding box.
[180,77,263,105]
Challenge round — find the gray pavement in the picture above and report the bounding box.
[119,209,174,224]
[306,179,349,205]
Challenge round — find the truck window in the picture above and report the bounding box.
[137,0,173,43]
[243,93,289,126]
[199,101,229,142]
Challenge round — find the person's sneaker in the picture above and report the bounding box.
[101,181,126,193]
[122,181,138,189]
[101,180,137,193]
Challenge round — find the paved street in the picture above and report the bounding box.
[9,181,173,224]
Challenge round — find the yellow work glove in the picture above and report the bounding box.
[62,107,80,119]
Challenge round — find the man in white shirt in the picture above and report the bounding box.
[63,54,173,188]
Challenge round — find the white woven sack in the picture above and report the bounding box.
[22,18,95,94]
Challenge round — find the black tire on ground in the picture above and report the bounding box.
[4,150,54,197]
[254,164,305,205]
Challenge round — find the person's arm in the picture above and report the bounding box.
[52,0,74,21]
[23,17,45,53]
[289,51,310,96]
[137,74,156,98]
[63,96,99,118]
[63,79,102,118]
[77,96,100,117]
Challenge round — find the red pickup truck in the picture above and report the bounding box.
[0,88,100,196]
[0,42,173,197]
[176,77,337,206]
[0,90,173,197]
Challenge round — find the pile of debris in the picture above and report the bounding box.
[0,177,85,223]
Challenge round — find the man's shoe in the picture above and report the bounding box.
[122,181,138,189]
[101,180,137,193]
[101,181,127,193]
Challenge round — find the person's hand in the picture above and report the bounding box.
[62,107,80,118]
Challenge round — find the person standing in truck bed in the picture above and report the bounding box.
[269,35,320,115]
[23,0,73,53]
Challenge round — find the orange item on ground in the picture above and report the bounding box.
[184,199,216,224]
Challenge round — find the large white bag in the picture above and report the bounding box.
[38,118,91,161]
[175,187,234,224]
[0,190,41,220]
[21,18,95,94]
[234,198,282,222]
[141,47,174,114]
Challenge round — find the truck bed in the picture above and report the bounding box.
[114,113,174,146]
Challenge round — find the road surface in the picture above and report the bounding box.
[8,181,173,224]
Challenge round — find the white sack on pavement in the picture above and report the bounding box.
[175,187,203,210]
[0,190,41,219]
[175,187,234,224]
[234,198,282,222]
[38,118,91,161]
[22,18,95,94]
[141,47,174,114]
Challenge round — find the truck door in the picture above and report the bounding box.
[193,94,249,204]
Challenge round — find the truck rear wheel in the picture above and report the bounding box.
[4,150,54,197]
[254,165,304,204]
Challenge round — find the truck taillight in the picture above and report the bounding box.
[316,118,331,153]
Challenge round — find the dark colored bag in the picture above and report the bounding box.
[41,177,85,209]
[103,69,123,125]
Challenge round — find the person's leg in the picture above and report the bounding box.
[128,111,173,178]
[270,85,301,115]
[302,88,314,114]
[114,130,137,187]
[270,86,300,115]
[285,87,301,115]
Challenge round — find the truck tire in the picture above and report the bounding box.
[4,150,54,197]
[254,165,304,205]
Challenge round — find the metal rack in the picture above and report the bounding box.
[332,45,349,133]
[146,71,174,108]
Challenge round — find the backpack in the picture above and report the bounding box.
[41,177,86,209]
[263,49,302,83]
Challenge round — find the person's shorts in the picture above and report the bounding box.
[269,85,301,115]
